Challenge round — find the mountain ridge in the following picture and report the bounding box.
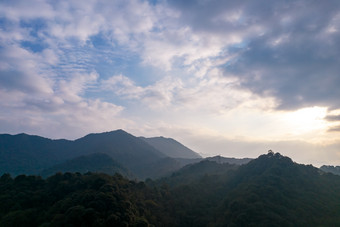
[0,130,200,179]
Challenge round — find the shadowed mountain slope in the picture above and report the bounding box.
[205,155,252,165]
[141,136,201,159]
[40,153,133,178]
[320,165,340,175]
[0,133,73,175]
[0,130,177,179]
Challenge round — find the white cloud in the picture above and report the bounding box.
[0,0,55,21]
[0,44,54,95]
[0,95,127,140]
[102,74,183,109]
[57,72,99,103]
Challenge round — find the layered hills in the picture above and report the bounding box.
[1,152,340,226]
[320,165,340,175]
[0,130,195,179]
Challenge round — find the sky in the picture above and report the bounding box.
[0,0,340,166]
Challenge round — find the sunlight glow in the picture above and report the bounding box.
[282,106,328,135]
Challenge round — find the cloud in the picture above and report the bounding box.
[0,94,127,139]
[325,114,340,122]
[102,74,183,109]
[167,0,340,111]
[0,44,54,95]
[0,70,128,140]
[325,113,340,133]
[0,0,340,166]
[328,125,340,132]
[0,0,55,21]
[2,0,340,113]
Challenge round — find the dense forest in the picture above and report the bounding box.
[1,152,340,226]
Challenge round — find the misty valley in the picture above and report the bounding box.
[1,130,340,226]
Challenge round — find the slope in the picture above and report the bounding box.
[40,153,133,178]
[141,136,201,159]
[152,152,340,226]
[72,130,168,178]
[205,155,252,165]
[0,133,74,175]
[320,165,340,175]
[214,152,340,226]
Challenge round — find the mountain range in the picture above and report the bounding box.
[0,130,249,179]
[1,130,336,181]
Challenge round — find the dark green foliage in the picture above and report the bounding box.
[0,172,170,226]
[155,160,238,187]
[215,153,340,226]
[1,153,340,226]
[40,153,133,178]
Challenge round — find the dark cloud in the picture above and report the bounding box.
[226,33,340,110]
[169,0,340,110]
[328,125,340,132]
[325,115,340,122]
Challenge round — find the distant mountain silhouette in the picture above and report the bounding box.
[141,136,201,159]
[320,165,340,175]
[0,133,73,175]
[205,155,252,165]
[0,130,197,179]
[71,130,168,178]
[40,153,133,178]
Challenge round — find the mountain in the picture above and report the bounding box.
[154,160,238,187]
[72,130,168,178]
[40,153,133,178]
[212,152,340,226]
[0,133,74,175]
[205,155,252,165]
[151,152,340,226]
[141,136,201,159]
[0,130,187,179]
[320,165,340,175]
[1,152,340,226]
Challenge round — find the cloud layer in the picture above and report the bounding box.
[0,0,339,163]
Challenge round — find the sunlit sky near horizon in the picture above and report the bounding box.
[1,0,340,166]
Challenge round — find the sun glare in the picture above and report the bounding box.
[282,106,328,135]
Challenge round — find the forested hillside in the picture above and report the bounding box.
[1,152,340,226]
